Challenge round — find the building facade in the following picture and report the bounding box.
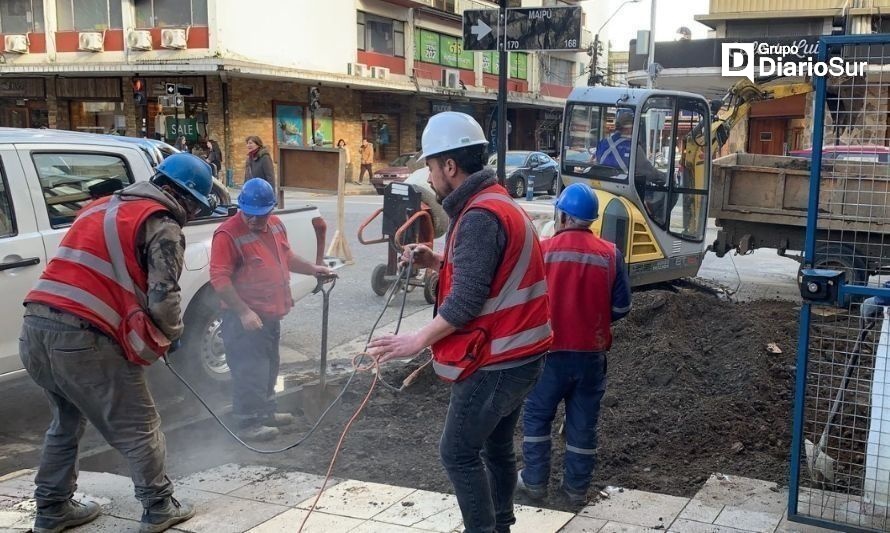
[626,0,890,155]
[0,0,604,185]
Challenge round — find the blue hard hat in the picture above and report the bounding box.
[555,183,599,221]
[238,178,276,216]
[156,153,214,210]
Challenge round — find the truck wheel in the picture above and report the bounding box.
[176,291,231,390]
[372,263,393,296]
[423,271,438,305]
[814,243,868,286]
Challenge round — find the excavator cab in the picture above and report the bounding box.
[561,87,713,286]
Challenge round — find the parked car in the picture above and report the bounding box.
[487,151,559,198]
[0,128,327,387]
[789,144,890,164]
[371,152,424,194]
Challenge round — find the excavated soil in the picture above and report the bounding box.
[89,289,801,505]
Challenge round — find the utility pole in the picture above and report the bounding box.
[588,33,600,86]
[495,0,508,187]
[647,0,657,88]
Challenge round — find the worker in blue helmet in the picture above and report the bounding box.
[20,151,217,533]
[209,178,333,441]
[517,182,631,506]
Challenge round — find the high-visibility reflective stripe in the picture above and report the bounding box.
[523,435,551,443]
[482,280,548,316]
[271,222,285,234]
[491,322,552,355]
[544,251,611,269]
[603,135,629,173]
[78,202,110,220]
[127,330,163,362]
[33,279,121,329]
[565,444,597,455]
[55,246,116,282]
[432,360,464,380]
[103,198,137,295]
[612,303,631,314]
[235,233,259,248]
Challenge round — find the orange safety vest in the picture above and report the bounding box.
[25,196,176,365]
[542,228,617,352]
[432,184,552,382]
[213,214,293,318]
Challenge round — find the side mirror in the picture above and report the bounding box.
[529,160,540,168]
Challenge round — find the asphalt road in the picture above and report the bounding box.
[0,191,803,478]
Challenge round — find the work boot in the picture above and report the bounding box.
[139,496,195,533]
[262,412,295,427]
[515,470,547,501]
[559,484,589,507]
[33,499,101,533]
[239,424,279,441]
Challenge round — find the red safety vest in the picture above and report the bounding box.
[213,214,293,318]
[542,228,617,352]
[25,196,176,365]
[432,184,552,382]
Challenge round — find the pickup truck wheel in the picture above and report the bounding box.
[178,293,231,389]
[372,263,393,296]
[814,243,868,286]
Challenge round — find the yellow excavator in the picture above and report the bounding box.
[558,79,812,286]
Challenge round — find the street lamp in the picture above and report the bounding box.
[588,0,643,86]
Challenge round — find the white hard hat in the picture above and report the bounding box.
[418,111,488,160]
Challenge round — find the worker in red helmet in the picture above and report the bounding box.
[210,178,333,442]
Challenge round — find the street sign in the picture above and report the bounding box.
[174,95,184,107]
[505,6,582,51]
[462,9,498,51]
[165,82,176,95]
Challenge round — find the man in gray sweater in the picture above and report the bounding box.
[369,112,551,533]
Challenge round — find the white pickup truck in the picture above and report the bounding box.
[0,128,327,386]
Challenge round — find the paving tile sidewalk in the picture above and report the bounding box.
[0,466,843,533]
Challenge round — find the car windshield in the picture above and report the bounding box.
[489,153,528,167]
[390,154,415,166]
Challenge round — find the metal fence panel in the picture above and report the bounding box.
[790,34,890,532]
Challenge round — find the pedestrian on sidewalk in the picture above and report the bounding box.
[337,139,354,183]
[368,112,552,533]
[518,183,631,507]
[358,138,374,184]
[210,178,333,441]
[245,135,276,191]
[20,153,217,533]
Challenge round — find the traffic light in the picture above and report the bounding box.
[309,87,321,111]
[132,78,147,106]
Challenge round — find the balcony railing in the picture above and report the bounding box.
[413,0,498,15]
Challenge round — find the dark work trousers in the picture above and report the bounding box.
[220,310,281,424]
[439,357,544,533]
[19,305,173,509]
[358,163,373,183]
[521,351,607,496]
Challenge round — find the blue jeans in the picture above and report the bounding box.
[521,351,607,495]
[220,310,281,423]
[439,357,544,533]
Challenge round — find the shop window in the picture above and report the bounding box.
[357,12,404,57]
[69,101,125,135]
[56,0,122,31]
[32,153,132,228]
[135,0,208,27]
[0,0,44,33]
[543,56,575,86]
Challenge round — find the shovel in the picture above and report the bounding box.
[804,301,880,483]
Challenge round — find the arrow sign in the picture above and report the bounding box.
[471,20,492,41]
[463,9,499,51]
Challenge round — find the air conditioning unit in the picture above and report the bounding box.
[160,28,188,50]
[127,30,153,51]
[441,69,460,89]
[78,32,104,52]
[371,66,390,80]
[3,34,29,54]
[347,62,368,77]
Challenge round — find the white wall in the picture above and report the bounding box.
[215,0,358,72]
